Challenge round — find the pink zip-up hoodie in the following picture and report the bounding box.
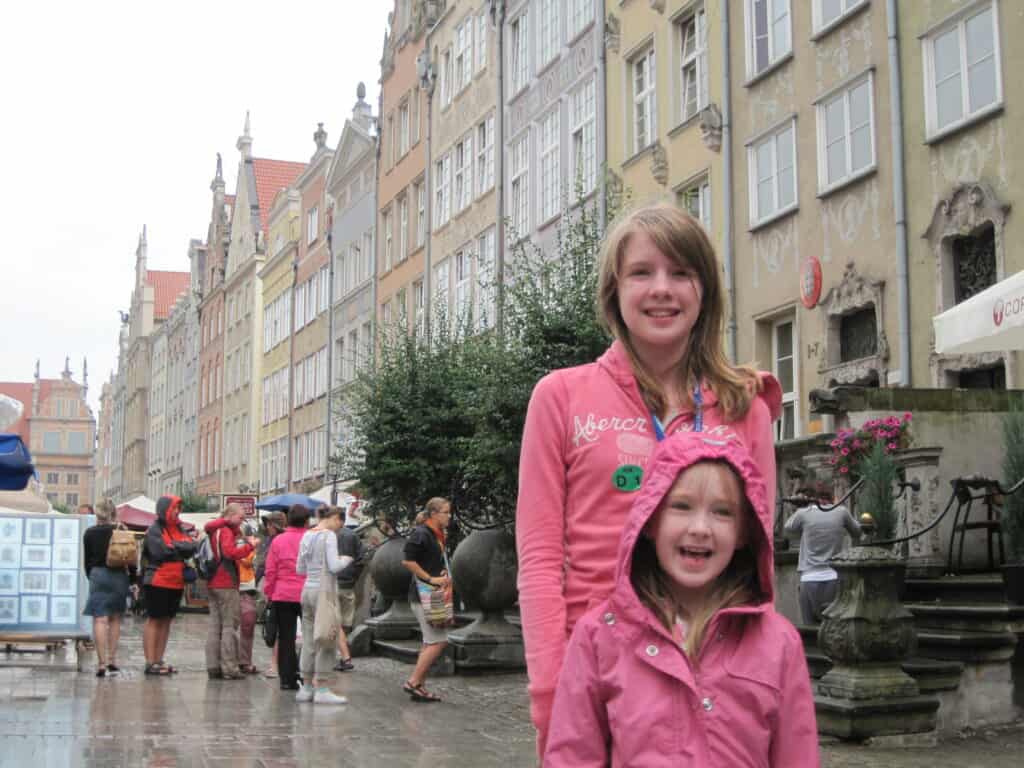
[262,527,307,604]
[545,431,818,767]
[516,340,781,754]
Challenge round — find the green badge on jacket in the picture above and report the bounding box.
[612,465,643,492]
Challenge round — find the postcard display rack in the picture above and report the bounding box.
[0,512,94,665]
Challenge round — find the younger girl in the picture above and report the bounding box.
[545,431,818,767]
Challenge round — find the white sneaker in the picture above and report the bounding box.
[295,684,315,703]
[313,687,348,705]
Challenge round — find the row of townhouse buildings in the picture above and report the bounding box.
[96,0,1022,503]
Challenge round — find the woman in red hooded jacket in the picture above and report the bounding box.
[142,495,197,675]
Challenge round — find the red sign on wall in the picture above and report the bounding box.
[800,257,823,309]
[221,494,258,517]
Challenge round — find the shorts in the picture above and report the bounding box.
[410,599,449,645]
[144,585,184,619]
[337,588,356,628]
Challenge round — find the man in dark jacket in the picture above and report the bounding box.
[203,503,257,679]
[333,525,364,671]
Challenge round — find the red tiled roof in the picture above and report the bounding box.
[0,382,33,441]
[147,270,191,320]
[252,158,306,235]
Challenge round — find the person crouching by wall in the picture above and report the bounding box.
[142,495,197,676]
[203,503,258,679]
[82,500,135,677]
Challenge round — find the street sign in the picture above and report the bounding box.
[221,494,258,517]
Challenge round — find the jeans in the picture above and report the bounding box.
[274,600,302,687]
[300,586,337,681]
[205,588,241,675]
[238,592,258,667]
[799,579,839,625]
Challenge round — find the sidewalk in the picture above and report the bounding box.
[0,612,1020,766]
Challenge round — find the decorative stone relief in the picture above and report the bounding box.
[605,13,620,53]
[751,215,798,289]
[818,261,888,387]
[699,103,723,152]
[895,448,944,578]
[923,181,1012,387]
[650,141,668,186]
[821,177,881,263]
[649,0,665,12]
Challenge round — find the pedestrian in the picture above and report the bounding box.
[82,499,134,677]
[545,431,818,766]
[785,482,861,625]
[236,519,260,674]
[203,504,257,679]
[142,495,197,676]
[256,511,287,678]
[263,505,309,691]
[295,506,352,704]
[516,203,781,755]
[333,521,365,672]
[400,497,453,703]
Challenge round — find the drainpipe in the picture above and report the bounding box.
[887,0,911,387]
[721,0,737,363]
[494,0,506,337]
[287,254,297,491]
[597,8,607,230]
[325,212,335,500]
[422,33,436,334]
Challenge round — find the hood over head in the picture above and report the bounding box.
[205,516,230,535]
[156,495,182,527]
[614,431,775,609]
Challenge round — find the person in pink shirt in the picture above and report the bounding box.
[262,504,310,691]
[545,431,818,767]
[516,204,781,755]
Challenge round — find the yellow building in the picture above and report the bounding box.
[257,189,301,494]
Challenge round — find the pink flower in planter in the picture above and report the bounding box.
[841,448,850,456]
[840,466,849,474]
[888,442,897,451]
[903,412,913,422]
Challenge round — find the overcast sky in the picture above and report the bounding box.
[0,1,391,417]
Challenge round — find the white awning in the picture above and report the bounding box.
[120,495,157,514]
[933,269,1024,355]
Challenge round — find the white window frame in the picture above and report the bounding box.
[812,0,867,36]
[537,0,559,70]
[411,89,420,144]
[399,100,410,156]
[922,1,1003,141]
[679,7,708,124]
[434,153,452,229]
[476,227,496,331]
[509,12,530,97]
[745,0,792,80]
[454,248,472,329]
[454,134,473,213]
[307,206,318,245]
[413,279,426,339]
[538,108,560,223]
[476,11,489,73]
[747,118,797,228]
[568,0,594,41]
[434,259,451,324]
[415,181,426,246]
[632,47,657,154]
[679,174,712,232]
[383,209,393,272]
[476,115,495,196]
[815,71,876,194]
[570,77,596,200]
[509,131,530,237]
[441,48,453,108]
[772,317,799,441]
[398,196,409,260]
[455,17,473,93]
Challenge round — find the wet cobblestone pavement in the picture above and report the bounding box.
[0,612,1020,767]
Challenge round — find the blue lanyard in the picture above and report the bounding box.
[651,384,703,441]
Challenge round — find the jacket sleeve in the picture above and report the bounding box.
[219,527,254,561]
[770,626,821,768]
[144,524,176,565]
[515,372,570,757]
[543,620,610,768]
[263,539,278,599]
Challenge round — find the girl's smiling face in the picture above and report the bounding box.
[644,462,747,614]
[616,230,704,363]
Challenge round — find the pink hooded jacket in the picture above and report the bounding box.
[544,431,818,768]
[516,341,781,752]
[262,527,307,603]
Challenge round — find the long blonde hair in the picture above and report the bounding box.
[597,203,760,420]
[630,462,763,659]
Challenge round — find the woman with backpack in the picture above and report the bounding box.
[82,500,135,677]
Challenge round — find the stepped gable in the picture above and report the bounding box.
[146,270,191,320]
[252,158,306,235]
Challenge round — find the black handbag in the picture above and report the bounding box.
[262,602,278,648]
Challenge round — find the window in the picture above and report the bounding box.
[679,176,712,232]
[335,338,345,384]
[363,231,374,279]
[455,17,473,93]
[347,329,359,380]
[434,153,452,229]
[411,89,420,144]
[434,260,451,324]
[748,119,797,226]
[441,48,453,108]
[387,114,395,167]
[817,73,875,192]
[66,472,79,486]
[923,3,1002,138]
[295,282,306,330]
[477,228,496,331]
[476,115,495,195]
[477,11,488,72]
[319,266,329,313]
[414,279,426,338]
[399,101,409,156]
[46,472,59,485]
[839,307,877,362]
[570,78,596,199]
[382,299,392,326]
[746,0,791,78]
[454,134,472,213]
[455,249,472,328]
[68,431,87,454]
[539,109,560,222]
[399,196,409,260]
[814,0,866,33]
[538,0,559,69]
[43,431,60,452]
[510,12,529,96]
[773,319,797,441]
[510,132,530,237]
[415,181,426,246]
[568,0,593,40]
[953,223,996,304]
[679,9,708,123]
[383,209,393,271]
[632,47,656,153]
[307,206,318,245]
[66,493,78,507]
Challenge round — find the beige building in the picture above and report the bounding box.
[94,378,113,504]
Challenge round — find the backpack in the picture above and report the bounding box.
[195,531,221,581]
[106,524,137,569]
